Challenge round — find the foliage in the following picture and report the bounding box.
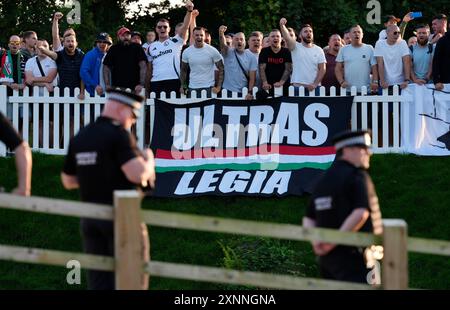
[1,0,449,50]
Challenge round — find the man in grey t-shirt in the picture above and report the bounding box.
[219,25,257,99]
[335,25,378,93]
[410,25,433,84]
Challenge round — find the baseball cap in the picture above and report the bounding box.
[332,130,372,151]
[95,32,112,45]
[106,89,144,118]
[117,27,131,37]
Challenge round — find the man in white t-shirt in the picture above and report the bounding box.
[181,27,224,96]
[335,25,379,93]
[146,1,194,96]
[25,40,57,93]
[280,18,326,93]
[219,25,257,99]
[374,25,411,89]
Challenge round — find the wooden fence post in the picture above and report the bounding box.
[382,219,408,289]
[114,190,146,290]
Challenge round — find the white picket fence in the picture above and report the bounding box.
[0,85,413,157]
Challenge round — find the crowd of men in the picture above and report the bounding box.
[0,2,448,99]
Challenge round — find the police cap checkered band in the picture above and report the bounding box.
[332,130,372,150]
[106,89,144,117]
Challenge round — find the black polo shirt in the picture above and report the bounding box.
[56,48,84,91]
[63,116,140,205]
[0,112,22,150]
[103,42,147,89]
[306,160,382,234]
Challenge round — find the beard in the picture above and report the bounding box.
[418,38,428,46]
[302,36,312,44]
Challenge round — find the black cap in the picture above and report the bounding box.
[131,31,143,40]
[332,129,372,151]
[106,89,144,118]
[96,32,112,45]
[255,89,270,101]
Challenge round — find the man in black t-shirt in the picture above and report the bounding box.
[258,29,292,96]
[302,130,382,284]
[61,89,155,290]
[0,112,32,196]
[103,27,148,94]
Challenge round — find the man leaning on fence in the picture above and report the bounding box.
[61,89,155,290]
[302,130,383,284]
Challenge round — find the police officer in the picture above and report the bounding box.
[0,112,32,196]
[61,89,155,290]
[302,130,382,283]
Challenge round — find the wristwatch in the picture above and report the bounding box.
[372,80,379,84]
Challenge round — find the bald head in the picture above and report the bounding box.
[8,35,21,54]
[386,25,401,43]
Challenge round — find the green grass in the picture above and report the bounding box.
[0,153,449,289]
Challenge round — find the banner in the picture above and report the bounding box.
[150,96,353,197]
[401,84,450,156]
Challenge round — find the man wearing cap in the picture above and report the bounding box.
[131,32,143,45]
[103,27,147,94]
[80,33,112,97]
[61,89,155,290]
[303,130,382,283]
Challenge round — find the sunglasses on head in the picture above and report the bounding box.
[157,25,168,29]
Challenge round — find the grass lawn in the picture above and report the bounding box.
[0,153,449,289]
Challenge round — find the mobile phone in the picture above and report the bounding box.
[410,12,422,19]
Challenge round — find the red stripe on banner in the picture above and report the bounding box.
[156,145,336,160]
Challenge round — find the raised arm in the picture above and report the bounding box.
[52,12,63,51]
[37,45,58,61]
[218,25,229,55]
[279,18,296,51]
[178,0,194,41]
[189,10,198,46]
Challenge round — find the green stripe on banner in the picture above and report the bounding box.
[156,162,333,173]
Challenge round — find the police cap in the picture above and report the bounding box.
[332,129,372,151]
[106,89,144,118]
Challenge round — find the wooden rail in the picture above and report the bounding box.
[1,191,450,290]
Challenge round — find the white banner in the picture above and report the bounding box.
[401,84,450,156]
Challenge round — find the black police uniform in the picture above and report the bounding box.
[63,116,140,290]
[306,159,382,283]
[0,112,22,150]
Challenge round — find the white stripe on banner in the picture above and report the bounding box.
[401,84,450,156]
[156,154,336,167]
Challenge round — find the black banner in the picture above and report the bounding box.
[150,96,353,197]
